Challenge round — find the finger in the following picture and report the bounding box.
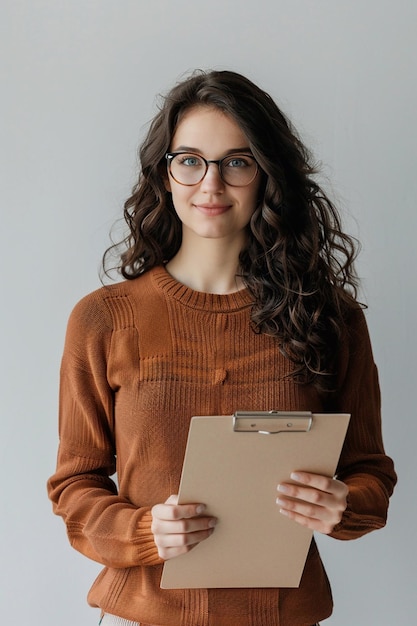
[152,515,217,536]
[289,472,348,497]
[154,525,215,549]
[156,530,212,560]
[277,485,346,534]
[153,521,216,560]
[151,500,206,521]
[277,483,346,513]
[276,492,339,522]
[276,473,348,533]
[278,506,337,535]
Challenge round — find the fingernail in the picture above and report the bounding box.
[208,518,217,528]
[277,484,290,494]
[290,472,301,481]
[196,504,206,514]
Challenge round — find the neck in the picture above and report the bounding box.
[166,237,245,295]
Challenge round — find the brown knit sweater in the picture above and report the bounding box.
[47,265,396,626]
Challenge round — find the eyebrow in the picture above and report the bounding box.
[172,145,253,155]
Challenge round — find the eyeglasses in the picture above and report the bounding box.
[165,152,259,187]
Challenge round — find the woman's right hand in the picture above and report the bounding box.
[151,495,217,560]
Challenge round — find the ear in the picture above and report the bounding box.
[164,173,172,193]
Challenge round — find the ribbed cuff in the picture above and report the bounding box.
[134,509,164,566]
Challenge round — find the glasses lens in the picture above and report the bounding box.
[169,153,206,185]
[220,155,258,186]
[168,153,258,186]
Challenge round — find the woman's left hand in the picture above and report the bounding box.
[276,471,348,535]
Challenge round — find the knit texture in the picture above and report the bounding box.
[48,266,396,626]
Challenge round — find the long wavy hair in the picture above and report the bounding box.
[103,69,361,392]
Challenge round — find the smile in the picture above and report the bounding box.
[194,204,232,216]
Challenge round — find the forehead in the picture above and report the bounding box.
[171,106,249,153]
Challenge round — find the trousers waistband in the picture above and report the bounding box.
[99,614,140,626]
[99,613,319,626]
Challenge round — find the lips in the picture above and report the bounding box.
[194,203,232,216]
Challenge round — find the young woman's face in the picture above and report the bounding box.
[166,106,261,246]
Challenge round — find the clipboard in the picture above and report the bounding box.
[161,411,350,589]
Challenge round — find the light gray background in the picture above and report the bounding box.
[1,1,415,624]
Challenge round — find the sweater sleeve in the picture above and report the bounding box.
[327,307,397,540]
[47,291,163,568]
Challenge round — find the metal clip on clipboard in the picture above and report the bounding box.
[233,410,313,435]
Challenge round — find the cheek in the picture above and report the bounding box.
[169,186,193,213]
[242,186,261,212]
[244,176,262,205]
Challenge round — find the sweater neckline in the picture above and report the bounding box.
[151,265,254,312]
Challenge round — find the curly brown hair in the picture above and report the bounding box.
[103,69,361,392]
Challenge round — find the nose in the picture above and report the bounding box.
[199,162,225,192]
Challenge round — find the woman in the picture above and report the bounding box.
[48,70,396,626]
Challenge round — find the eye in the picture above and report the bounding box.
[225,156,252,168]
[177,154,203,167]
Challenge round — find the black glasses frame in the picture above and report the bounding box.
[165,152,259,187]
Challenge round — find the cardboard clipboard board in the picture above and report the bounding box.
[161,411,350,589]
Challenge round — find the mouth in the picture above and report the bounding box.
[194,203,232,216]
